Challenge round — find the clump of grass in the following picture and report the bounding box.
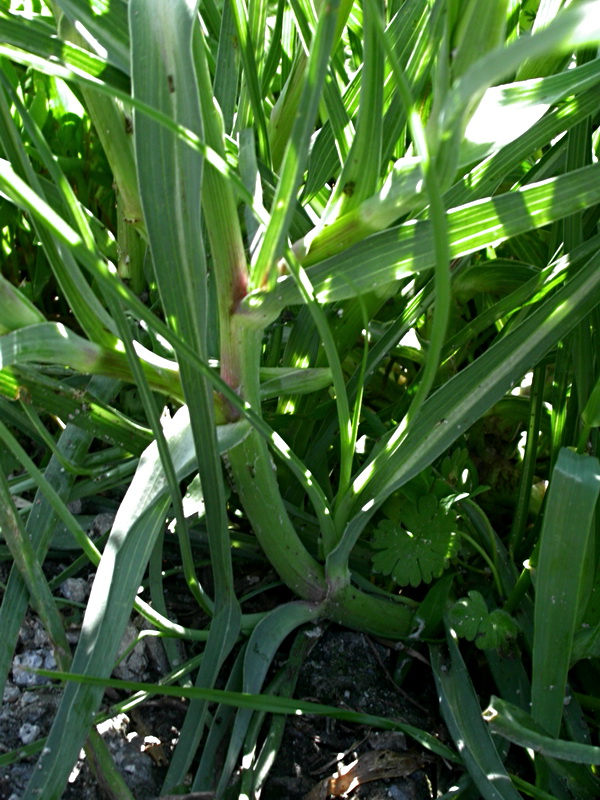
[1,1,600,798]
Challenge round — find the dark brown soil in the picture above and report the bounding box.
[260,629,446,800]
[1,542,453,800]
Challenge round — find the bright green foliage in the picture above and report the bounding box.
[449,590,520,650]
[0,0,600,798]
[372,494,460,586]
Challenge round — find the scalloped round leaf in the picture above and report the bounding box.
[371,496,460,587]
[449,592,520,650]
[418,493,437,519]
[448,590,488,640]
[477,609,520,650]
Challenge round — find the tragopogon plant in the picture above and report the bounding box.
[1,1,600,798]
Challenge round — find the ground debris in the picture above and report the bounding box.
[305,749,435,800]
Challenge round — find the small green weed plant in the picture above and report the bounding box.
[1,0,600,797]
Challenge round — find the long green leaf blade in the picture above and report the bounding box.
[531,448,600,737]
[328,246,600,567]
[485,696,600,765]
[129,2,242,788]
[431,632,522,800]
[19,409,245,800]
[248,163,600,313]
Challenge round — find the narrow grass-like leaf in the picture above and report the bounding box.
[0,322,182,399]
[249,163,600,312]
[33,667,459,763]
[281,249,354,537]
[446,85,600,209]
[531,448,600,737]
[0,426,91,688]
[0,456,136,800]
[366,252,600,501]
[130,0,206,350]
[323,0,384,220]
[4,3,600,792]
[439,0,600,149]
[250,0,340,290]
[105,292,231,618]
[294,57,600,269]
[259,366,333,399]
[249,627,318,797]
[18,404,247,800]
[0,378,116,700]
[95,404,249,541]
[193,646,247,791]
[52,17,143,228]
[431,631,522,800]
[517,0,585,81]
[484,696,600,766]
[21,496,171,800]
[213,0,239,133]
[581,372,600,428]
[0,420,108,567]
[460,56,600,165]
[192,22,249,386]
[0,48,264,223]
[129,4,242,789]
[0,274,45,332]
[452,0,508,80]
[54,0,131,74]
[0,9,129,89]
[0,366,152,454]
[230,0,270,162]
[0,69,103,253]
[215,602,323,793]
[364,0,451,484]
[330,245,600,566]
[508,364,546,555]
[268,0,355,170]
[0,90,119,347]
[442,240,600,361]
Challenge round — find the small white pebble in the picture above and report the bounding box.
[19,722,41,745]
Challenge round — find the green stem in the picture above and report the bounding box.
[455,530,504,598]
[334,1,451,524]
[223,323,415,637]
[226,324,328,600]
[228,428,328,600]
[194,25,329,600]
[284,247,353,549]
[193,29,248,395]
[326,583,414,638]
[509,364,546,555]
